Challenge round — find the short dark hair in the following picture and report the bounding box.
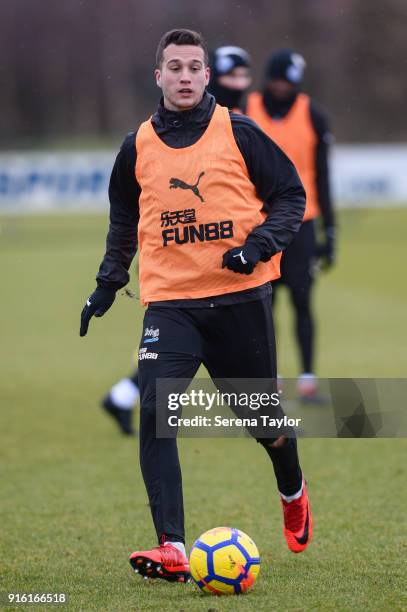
[156,29,208,67]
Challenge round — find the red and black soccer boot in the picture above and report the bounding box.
[281,479,313,553]
[129,543,190,583]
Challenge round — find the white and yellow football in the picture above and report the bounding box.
[189,527,260,595]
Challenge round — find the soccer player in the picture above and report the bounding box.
[100,45,252,436]
[80,29,312,582]
[247,49,336,401]
[207,45,252,111]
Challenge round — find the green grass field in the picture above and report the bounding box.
[1,209,406,611]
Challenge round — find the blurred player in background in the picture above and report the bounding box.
[207,45,251,111]
[101,44,252,436]
[247,49,336,402]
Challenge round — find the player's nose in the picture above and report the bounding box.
[179,69,192,82]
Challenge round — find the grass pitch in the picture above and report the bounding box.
[0,209,406,611]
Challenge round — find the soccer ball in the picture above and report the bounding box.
[189,527,260,595]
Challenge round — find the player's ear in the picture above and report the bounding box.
[155,69,162,88]
[204,66,210,86]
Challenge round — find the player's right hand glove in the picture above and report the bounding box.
[80,287,116,337]
[222,242,262,275]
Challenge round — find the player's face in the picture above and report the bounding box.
[155,44,210,111]
[267,78,296,100]
[218,67,252,91]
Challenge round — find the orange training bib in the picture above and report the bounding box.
[247,92,319,221]
[135,104,281,304]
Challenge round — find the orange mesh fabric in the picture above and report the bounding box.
[247,92,319,221]
[135,104,281,305]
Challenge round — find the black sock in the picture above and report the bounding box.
[259,437,303,496]
[160,533,185,545]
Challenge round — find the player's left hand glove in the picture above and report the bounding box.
[80,287,116,337]
[315,226,336,269]
[222,242,262,275]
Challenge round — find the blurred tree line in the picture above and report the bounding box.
[1,0,406,147]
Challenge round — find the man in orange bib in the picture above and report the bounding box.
[98,45,253,434]
[247,49,336,402]
[80,29,312,582]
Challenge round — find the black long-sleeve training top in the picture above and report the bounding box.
[96,92,305,307]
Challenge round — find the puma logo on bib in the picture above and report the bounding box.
[169,171,205,202]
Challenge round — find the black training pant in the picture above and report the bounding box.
[273,220,316,373]
[138,296,302,544]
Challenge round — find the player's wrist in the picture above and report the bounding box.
[95,283,119,296]
[243,239,262,263]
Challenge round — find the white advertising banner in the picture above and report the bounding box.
[331,145,407,206]
[0,152,114,213]
[0,145,406,212]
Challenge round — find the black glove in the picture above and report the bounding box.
[315,226,335,269]
[222,242,262,275]
[80,287,116,337]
